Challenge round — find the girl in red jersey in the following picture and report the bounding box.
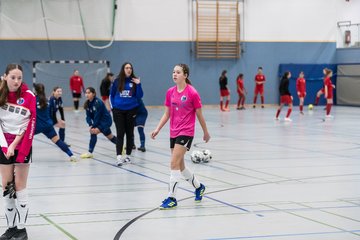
[253,67,266,108]
[275,72,293,121]
[151,63,210,209]
[0,64,36,240]
[296,71,306,114]
[314,68,327,106]
[324,69,335,118]
[236,73,247,110]
[219,70,230,111]
[69,69,85,112]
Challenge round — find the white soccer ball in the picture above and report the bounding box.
[202,149,212,163]
[191,150,204,164]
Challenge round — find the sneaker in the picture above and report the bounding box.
[116,155,125,166]
[325,114,333,118]
[159,197,177,209]
[64,142,71,147]
[274,117,281,121]
[80,152,93,159]
[240,106,246,110]
[261,105,265,108]
[0,227,17,240]
[300,111,304,115]
[132,145,136,150]
[10,228,27,240]
[236,107,241,110]
[69,156,77,162]
[195,184,206,202]
[137,146,146,152]
[253,105,256,108]
[124,156,131,163]
[284,117,292,122]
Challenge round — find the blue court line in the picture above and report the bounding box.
[91,156,256,215]
[205,229,360,240]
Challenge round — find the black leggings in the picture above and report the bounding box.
[112,107,137,156]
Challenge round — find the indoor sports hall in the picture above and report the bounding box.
[0,1,359,240]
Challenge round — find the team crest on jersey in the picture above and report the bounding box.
[17,98,25,105]
[181,96,187,102]
[129,83,133,88]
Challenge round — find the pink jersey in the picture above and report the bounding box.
[0,84,36,163]
[165,84,202,138]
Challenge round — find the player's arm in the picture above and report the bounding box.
[196,108,210,143]
[151,107,170,139]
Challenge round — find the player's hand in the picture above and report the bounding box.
[5,145,15,159]
[203,131,210,143]
[332,84,336,89]
[151,129,159,139]
[132,77,141,85]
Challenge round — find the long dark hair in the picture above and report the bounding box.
[176,63,192,85]
[33,83,48,109]
[282,71,291,80]
[117,62,137,93]
[237,73,244,80]
[0,64,23,106]
[84,87,96,109]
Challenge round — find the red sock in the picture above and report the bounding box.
[315,97,320,105]
[276,109,281,118]
[253,96,257,104]
[237,99,241,108]
[326,104,332,115]
[261,96,264,104]
[225,100,229,108]
[241,97,245,106]
[220,101,223,110]
[286,108,292,118]
[300,105,303,112]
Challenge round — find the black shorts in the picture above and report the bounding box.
[170,136,193,151]
[72,93,81,98]
[0,148,32,165]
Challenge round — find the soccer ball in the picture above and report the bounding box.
[202,149,212,163]
[191,150,204,164]
[308,104,314,110]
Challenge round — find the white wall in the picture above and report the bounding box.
[335,0,360,48]
[0,0,359,43]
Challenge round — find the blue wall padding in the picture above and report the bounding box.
[278,64,337,106]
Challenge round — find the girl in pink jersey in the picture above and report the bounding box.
[0,64,36,240]
[151,63,210,209]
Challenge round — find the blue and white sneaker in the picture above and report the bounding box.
[195,184,206,202]
[159,197,177,209]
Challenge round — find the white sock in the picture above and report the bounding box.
[168,170,182,198]
[16,189,29,229]
[181,168,200,189]
[3,195,17,228]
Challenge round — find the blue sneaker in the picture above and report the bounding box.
[195,184,205,202]
[159,197,177,209]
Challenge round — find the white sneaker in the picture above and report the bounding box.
[116,155,125,166]
[80,152,93,159]
[69,156,77,162]
[124,155,131,163]
[325,114,333,118]
[274,117,281,121]
[284,117,292,122]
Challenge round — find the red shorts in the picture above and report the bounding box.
[101,96,109,101]
[280,95,292,104]
[297,92,306,98]
[254,85,264,95]
[220,89,230,97]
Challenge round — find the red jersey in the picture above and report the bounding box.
[70,75,85,94]
[296,77,306,93]
[324,77,333,98]
[255,74,265,84]
[237,78,244,92]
